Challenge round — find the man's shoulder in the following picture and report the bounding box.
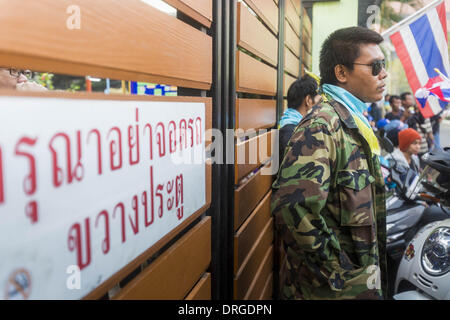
[299,101,341,131]
[280,123,297,134]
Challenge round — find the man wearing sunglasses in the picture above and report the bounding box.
[0,68,46,91]
[0,68,29,89]
[272,27,388,300]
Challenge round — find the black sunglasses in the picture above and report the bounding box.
[1,67,33,79]
[9,68,33,79]
[353,59,386,76]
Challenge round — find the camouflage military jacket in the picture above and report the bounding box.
[271,100,387,300]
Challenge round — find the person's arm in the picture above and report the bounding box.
[400,109,410,123]
[272,120,346,291]
[424,118,434,146]
[16,81,48,92]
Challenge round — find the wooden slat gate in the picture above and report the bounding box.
[0,0,310,300]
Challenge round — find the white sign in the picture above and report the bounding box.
[0,96,206,299]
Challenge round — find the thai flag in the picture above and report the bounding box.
[416,71,450,108]
[390,0,449,118]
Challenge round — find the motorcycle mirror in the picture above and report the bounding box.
[380,136,395,154]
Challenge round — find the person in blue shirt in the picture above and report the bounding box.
[279,75,322,162]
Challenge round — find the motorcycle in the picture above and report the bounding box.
[379,138,450,298]
[394,148,450,300]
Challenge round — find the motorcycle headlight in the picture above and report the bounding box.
[421,227,450,276]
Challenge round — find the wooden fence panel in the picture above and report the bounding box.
[0,0,212,89]
[302,28,312,54]
[164,0,212,28]
[302,49,312,69]
[285,47,300,77]
[234,164,273,231]
[234,219,273,299]
[235,130,274,184]
[234,191,271,273]
[291,0,301,16]
[237,3,278,67]
[303,7,312,36]
[244,246,273,300]
[236,51,277,96]
[285,19,300,58]
[0,0,215,302]
[185,273,212,300]
[284,73,297,97]
[236,99,276,131]
[114,217,211,300]
[285,0,300,37]
[260,273,274,300]
[243,0,279,35]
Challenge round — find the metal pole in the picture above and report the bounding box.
[277,0,286,125]
[299,1,304,76]
[223,0,237,300]
[210,0,222,301]
[274,0,286,299]
[105,78,111,94]
[216,0,235,300]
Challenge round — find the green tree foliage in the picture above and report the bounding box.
[33,73,54,90]
[381,0,423,29]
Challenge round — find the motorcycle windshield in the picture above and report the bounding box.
[420,165,449,196]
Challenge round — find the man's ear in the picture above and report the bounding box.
[305,95,313,108]
[334,64,347,84]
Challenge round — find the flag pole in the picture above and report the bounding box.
[381,0,443,40]
[435,68,450,81]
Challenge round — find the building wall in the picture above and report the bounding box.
[358,0,382,28]
[311,0,358,74]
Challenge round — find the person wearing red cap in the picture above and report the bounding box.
[387,128,421,173]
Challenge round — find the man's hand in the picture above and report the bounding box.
[16,81,48,92]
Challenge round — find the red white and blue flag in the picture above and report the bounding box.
[415,70,450,108]
[390,0,449,118]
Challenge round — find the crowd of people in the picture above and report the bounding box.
[367,92,446,172]
[280,76,447,177]
[273,26,390,300]
[273,26,449,300]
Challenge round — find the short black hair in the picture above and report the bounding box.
[319,27,384,86]
[400,92,412,101]
[389,95,401,105]
[287,75,318,109]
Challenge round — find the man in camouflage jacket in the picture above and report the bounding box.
[272,27,388,300]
